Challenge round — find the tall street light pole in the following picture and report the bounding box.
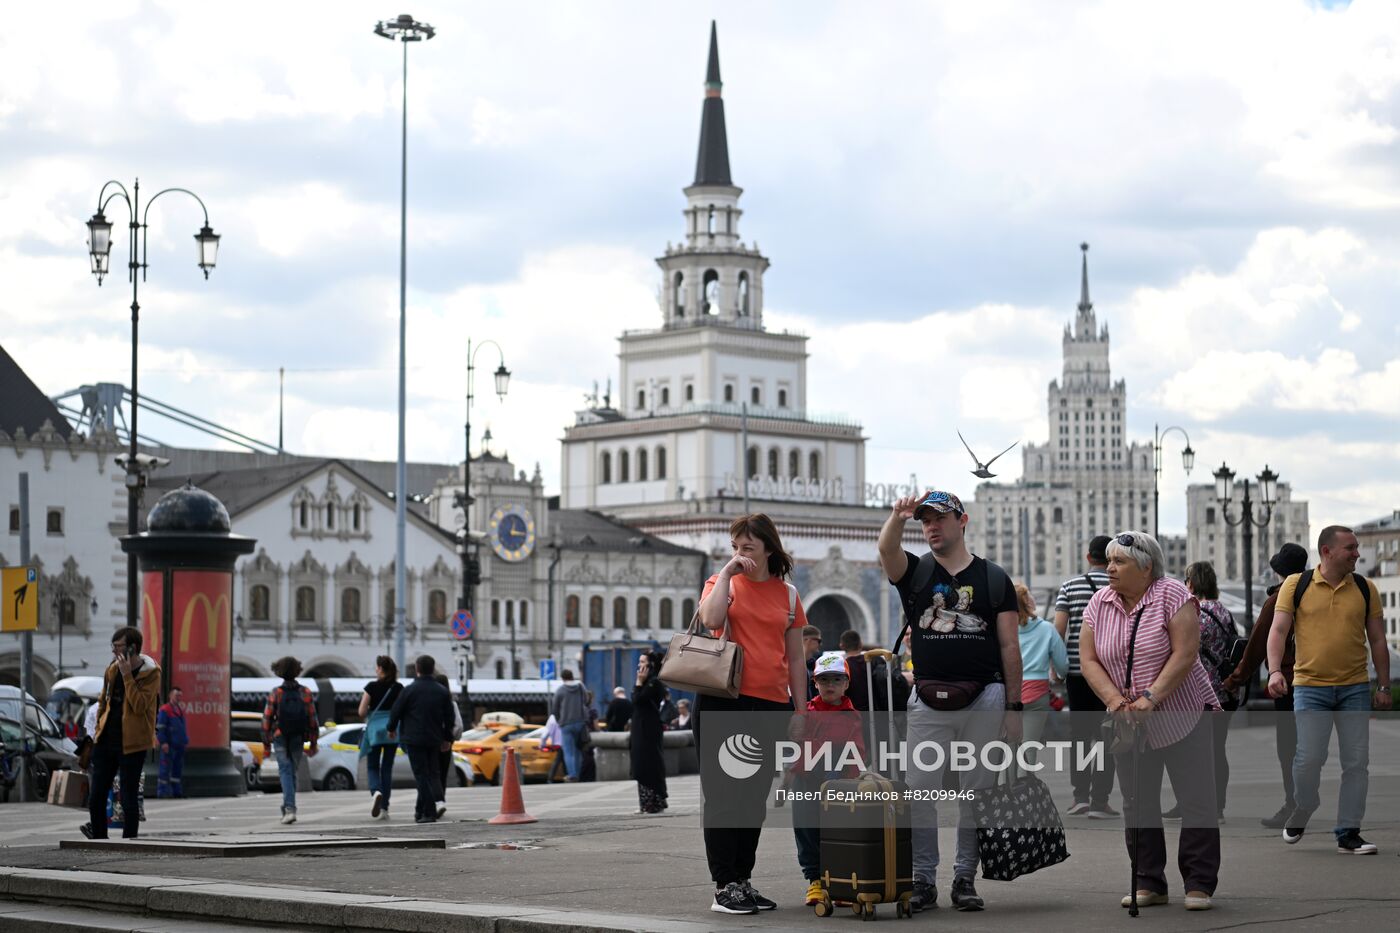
[453,339,510,623]
[86,181,221,627]
[1214,461,1280,627]
[1152,423,1195,537]
[375,13,435,673]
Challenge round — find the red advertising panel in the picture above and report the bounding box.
[140,570,164,659]
[169,571,232,749]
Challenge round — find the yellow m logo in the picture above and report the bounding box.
[179,593,230,652]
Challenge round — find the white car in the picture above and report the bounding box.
[258,724,474,792]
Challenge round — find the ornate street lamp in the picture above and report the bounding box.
[1215,460,1280,627]
[1153,423,1194,536]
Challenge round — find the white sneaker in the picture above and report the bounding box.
[371,791,384,819]
[435,802,447,820]
[280,810,296,825]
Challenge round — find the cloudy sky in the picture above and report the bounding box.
[2,0,1397,534]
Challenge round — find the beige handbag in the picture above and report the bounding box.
[660,583,796,698]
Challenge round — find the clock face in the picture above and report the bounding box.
[488,504,536,562]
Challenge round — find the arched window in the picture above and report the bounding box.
[724,384,734,403]
[619,449,630,482]
[428,589,448,625]
[613,596,627,628]
[809,451,820,482]
[738,272,750,315]
[519,601,528,629]
[250,585,271,622]
[789,449,800,478]
[660,386,670,407]
[601,451,612,484]
[673,271,685,317]
[702,269,720,314]
[566,595,580,627]
[294,586,316,622]
[506,600,515,631]
[636,597,651,629]
[325,504,335,529]
[684,384,694,402]
[58,598,75,628]
[1052,507,1064,524]
[298,501,308,529]
[637,447,648,481]
[706,204,716,236]
[383,588,395,620]
[495,659,506,679]
[778,388,787,408]
[656,446,667,480]
[747,445,759,477]
[352,503,362,530]
[589,596,604,628]
[751,385,761,405]
[637,388,646,410]
[491,599,501,628]
[682,598,696,624]
[767,448,779,478]
[341,587,361,624]
[659,597,674,629]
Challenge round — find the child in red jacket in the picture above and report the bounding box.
[792,652,866,905]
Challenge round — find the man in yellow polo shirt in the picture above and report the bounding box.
[1266,525,1391,855]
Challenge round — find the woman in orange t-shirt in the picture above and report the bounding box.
[694,513,808,915]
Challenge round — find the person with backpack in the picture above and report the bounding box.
[1267,525,1390,855]
[262,656,319,825]
[1053,535,1118,819]
[1222,542,1308,828]
[879,490,1021,914]
[550,670,594,781]
[387,655,455,824]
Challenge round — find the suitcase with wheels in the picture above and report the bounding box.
[814,648,913,920]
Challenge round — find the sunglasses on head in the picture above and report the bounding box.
[1115,533,1138,548]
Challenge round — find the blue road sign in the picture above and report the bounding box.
[451,609,474,639]
[539,658,557,680]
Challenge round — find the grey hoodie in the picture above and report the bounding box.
[550,682,592,725]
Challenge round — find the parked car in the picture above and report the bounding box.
[454,722,560,784]
[0,716,79,801]
[229,711,269,792]
[257,724,474,792]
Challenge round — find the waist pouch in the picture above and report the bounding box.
[915,679,985,711]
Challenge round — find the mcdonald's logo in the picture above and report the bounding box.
[179,593,230,652]
[142,592,161,656]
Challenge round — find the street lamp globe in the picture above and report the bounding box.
[87,211,113,283]
[493,363,511,400]
[1257,465,1279,507]
[195,225,221,278]
[1181,444,1195,474]
[1213,462,1235,503]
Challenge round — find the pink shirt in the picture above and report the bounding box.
[1083,577,1217,749]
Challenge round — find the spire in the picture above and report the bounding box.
[1078,242,1092,314]
[693,21,733,187]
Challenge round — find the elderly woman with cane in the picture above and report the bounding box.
[1079,531,1221,912]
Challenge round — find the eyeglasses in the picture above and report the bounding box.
[1115,533,1138,548]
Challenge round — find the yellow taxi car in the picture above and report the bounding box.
[454,723,561,784]
[230,711,270,791]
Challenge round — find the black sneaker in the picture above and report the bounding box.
[909,881,937,912]
[740,881,776,911]
[1283,826,1305,844]
[712,882,758,915]
[78,822,94,839]
[1336,831,1378,855]
[950,876,984,912]
[1260,805,1292,829]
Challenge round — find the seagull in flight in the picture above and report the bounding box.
[958,431,1018,479]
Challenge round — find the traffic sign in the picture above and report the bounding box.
[1,566,39,632]
[451,609,474,639]
[539,658,556,681]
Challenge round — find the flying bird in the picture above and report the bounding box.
[958,431,1018,479]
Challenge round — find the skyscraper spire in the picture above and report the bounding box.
[1078,242,1092,314]
[693,20,733,187]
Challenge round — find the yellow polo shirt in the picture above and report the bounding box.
[1277,569,1382,687]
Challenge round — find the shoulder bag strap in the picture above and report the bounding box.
[1082,573,1101,593]
[372,686,394,714]
[786,582,797,625]
[1120,601,1149,695]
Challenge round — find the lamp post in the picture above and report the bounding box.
[451,339,510,620]
[374,13,436,673]
[86,180,220,627]
[1152,423,1195,536]
[1214,461,1280,627]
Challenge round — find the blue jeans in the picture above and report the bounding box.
[1291,683,1371,838]
[274,738,303,814]
[366,744,396,808]
[560,721,588,778]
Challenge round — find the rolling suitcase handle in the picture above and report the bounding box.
[862,648,898,780]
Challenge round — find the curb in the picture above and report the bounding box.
[0,867,718,933]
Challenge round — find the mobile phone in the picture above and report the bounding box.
[125,644,138,660]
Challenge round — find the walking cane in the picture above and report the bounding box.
[1127,720,1143,918]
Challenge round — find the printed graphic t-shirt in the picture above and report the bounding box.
[701,574,807,704]
[893,551,1017,686]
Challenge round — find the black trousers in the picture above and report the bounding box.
[1066,674,1116,806]
[1115,714,1220,897]
[89,744,146,839]
[1274,693,1297,810]
[404,744,444,820]
[437,748,453,792]
[694,693,791,888]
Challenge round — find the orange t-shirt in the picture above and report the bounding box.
[701,574,807,704]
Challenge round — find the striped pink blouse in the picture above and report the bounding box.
[1083,576,1218,749]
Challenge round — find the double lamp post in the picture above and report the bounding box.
[1213,461,1280,628]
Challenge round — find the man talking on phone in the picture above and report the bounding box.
[84,627,161,839]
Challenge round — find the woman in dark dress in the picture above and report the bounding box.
[631,650,668,814]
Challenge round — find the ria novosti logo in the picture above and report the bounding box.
[718,733,765,779]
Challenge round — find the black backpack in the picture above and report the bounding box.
[1200,605,1245,680]
[276,685,310,738]
[1292,570,1371,620]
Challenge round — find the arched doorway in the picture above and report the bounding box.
[803,592,872,652]
[303,658,358,679]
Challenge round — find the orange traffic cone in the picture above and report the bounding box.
[489,747,537,825]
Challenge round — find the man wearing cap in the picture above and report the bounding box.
[801,625,824,700]
[879,489,1020,913]
[1223,542,1307,828]
[1053,535,1118,819]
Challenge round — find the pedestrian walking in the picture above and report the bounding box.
[695,513,807,915]
[631,650,669,814]
[262,656,318,825]
[550,671,593,780]
[155,686,189,798]
[432,672,464,812]
[672,699,692,730]
[1053,534,1119,818]
[1222,542,1308,828]
[878,490,1021,914]
[1268,525,1391,854]
[387,655,455,824]
[83,626,160,840]
[1079,531,1220,911]
[603,686,633,732]
[358,655,402,820]
[1015,582,1067,756]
